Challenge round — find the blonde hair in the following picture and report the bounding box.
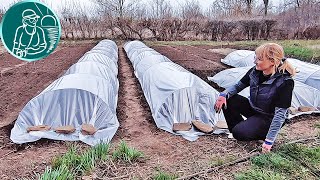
[255,43,296,76]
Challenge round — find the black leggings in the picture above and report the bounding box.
[223,94,273,141]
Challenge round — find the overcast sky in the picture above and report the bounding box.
[0,0,282,11]
[0,0,283,9]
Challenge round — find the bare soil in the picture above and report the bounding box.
[0,42,318,179]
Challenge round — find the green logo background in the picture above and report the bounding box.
[0,0,61,62]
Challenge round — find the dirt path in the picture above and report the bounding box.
[115,45,159,143]
[111,45,179,178]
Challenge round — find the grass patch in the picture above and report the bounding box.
[279,143,320,167]
[112,140,144,163]
[47,143,109,177]
[39,165,74,180]
[314,123,320,129]
[235,168,285,180]
[235,143,320,179]
[146,40,222,47]
[153,170,177,180]
[74,150,96,174]
[234,40,320,62]
[251,153,297,173]
[52,145,79,171]
[284,46,314,61]
[39,141,145,179]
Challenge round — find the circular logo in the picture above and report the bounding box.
[0,0,61,62]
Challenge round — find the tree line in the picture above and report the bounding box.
[0,0,319,40]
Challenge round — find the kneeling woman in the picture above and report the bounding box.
[214,43,296,153]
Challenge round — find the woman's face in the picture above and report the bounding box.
[254,54,275,72]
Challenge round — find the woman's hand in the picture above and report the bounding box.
[214,93,227,113]
[262,140,273,153]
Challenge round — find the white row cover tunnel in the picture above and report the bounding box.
[124,41,226,141]
[209,50,320,118]
[11,40,119,146]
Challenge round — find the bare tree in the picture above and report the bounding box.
[102,16,118,38]
[179,0,204,20]
[77,5,90,39]
[303,24,320,39]
[206,0,247,19]
[240,19,262,40]
[53,0,320,41]
[124,19,149,40]
[244,0,254,15]
[149,0,172,19]
[265,19,277,38]
[143,18,161,40]
[202,20,237,41]
[203,20,220,41]
[58,1,77,39]
[127,2,147,19]
[93,0,137,18]
[278,0,320,39]
[263,0,269,16]
[90,18,100,38]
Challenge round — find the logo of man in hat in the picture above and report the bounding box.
[12,9,47,57]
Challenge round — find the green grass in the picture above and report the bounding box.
[112,140,144,163]
[284,46,315,61]
[74,150,96,174]
[279,144,320,167]
[153,171,177,180]
[235,168,285,180]
[235,143,320,179]
[146,40,320,63]
[39,165,74,180]
[39,141,145,179]
[146,40,222,47]
[251,153,297,173]
[47,143,110,177]
[52,145,79,170]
